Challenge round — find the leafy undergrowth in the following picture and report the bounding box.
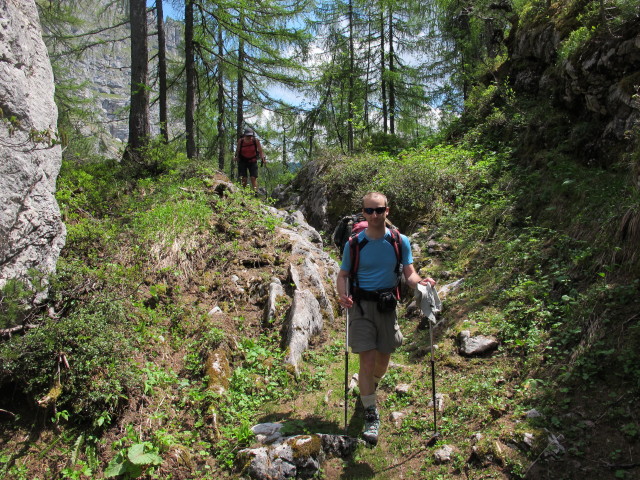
[0,159,311,479]
[2,136,640,480]
[293,141,640,479]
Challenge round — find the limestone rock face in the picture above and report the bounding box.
[0,0,65,295]
[507,16,640,162]
[287,160,332,233]
[259,205,339,372]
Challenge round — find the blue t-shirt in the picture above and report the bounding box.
[340,228,413,291]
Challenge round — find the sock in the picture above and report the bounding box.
[361,393,377,410]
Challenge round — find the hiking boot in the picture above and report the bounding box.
[362,405,380,446]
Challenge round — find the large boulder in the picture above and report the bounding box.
[238,432,360,480]
[262,205,340,372]
[0,0,65,299]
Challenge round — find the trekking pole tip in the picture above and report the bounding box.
[426,432,440,447]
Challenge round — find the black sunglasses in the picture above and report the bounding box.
[363,207,387,214]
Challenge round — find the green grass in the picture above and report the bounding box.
[4,79,640,479]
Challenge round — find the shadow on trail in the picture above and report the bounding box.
[256,394,367,438]
[339,461,376,479]
[346,397,365,437]
[256,411,343,436]
[0,391,49,477]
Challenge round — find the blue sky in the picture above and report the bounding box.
[147,1,182,21]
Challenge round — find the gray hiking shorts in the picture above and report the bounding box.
[348,300,403,354]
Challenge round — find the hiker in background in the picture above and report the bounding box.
[332,212,396,252]
[234,128,266,191]
[332,212,367,251]
[336,192,436,446]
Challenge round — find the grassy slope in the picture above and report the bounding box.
[309,133,640,479]
[0,161,326,479]
[2,8,640,480]
[2,121,638,480]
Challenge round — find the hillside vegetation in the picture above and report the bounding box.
[2,0,640,479]
[2,96,639,479]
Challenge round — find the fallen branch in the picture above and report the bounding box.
[604,462,640,470]
[0,323,39,338]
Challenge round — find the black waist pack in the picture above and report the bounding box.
[376,290,397,313]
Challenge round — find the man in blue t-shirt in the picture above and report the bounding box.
[337,192,436,446]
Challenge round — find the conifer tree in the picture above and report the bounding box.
[187,0,311,170]
[216,23,226,171]
[310,0,438,150]
[38,1,135,158]
[311,0,369,153]
[185,0,197,158]
[125,0,151,163]
[155,0,169,143]
[424,0,513,110]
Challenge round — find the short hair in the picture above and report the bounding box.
[361,192,388,208]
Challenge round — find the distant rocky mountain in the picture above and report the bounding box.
[43,1,184,156]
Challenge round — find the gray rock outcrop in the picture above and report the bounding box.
[263,278,286,324]
[507,14,640,162]
[238,431,359,480]
[284,289,324,371]
[0,0,65,300]
[285,160,333,233]
[265,206,339,371]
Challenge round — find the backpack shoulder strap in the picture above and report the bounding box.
[385,228,402,265]
[348,232,368,289]
[385,228,403,299]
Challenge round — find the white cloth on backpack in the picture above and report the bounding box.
[415,283,442,324]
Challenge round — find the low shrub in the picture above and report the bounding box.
[0,299,138,424]
[321,144,483,230]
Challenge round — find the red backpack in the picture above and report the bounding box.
[239,137,258,162]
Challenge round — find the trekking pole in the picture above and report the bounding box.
[427,317,440,446]
[344,283,350,433]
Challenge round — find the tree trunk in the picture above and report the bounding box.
[125,0,150,162]
[157,0,168,143]
[217,25,226,171]
[380,9,387,134]
[388,9,395,135]
[347,0,354,153]
[363,21,372,135]
[236,15,245,139]
[282,122,287,166]
[459,9,471,101]
[185,0,197,159]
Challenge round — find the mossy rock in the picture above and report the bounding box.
[288,434,324,459]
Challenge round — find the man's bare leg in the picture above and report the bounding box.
[359,349,389,445]
[359,350,391,396]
